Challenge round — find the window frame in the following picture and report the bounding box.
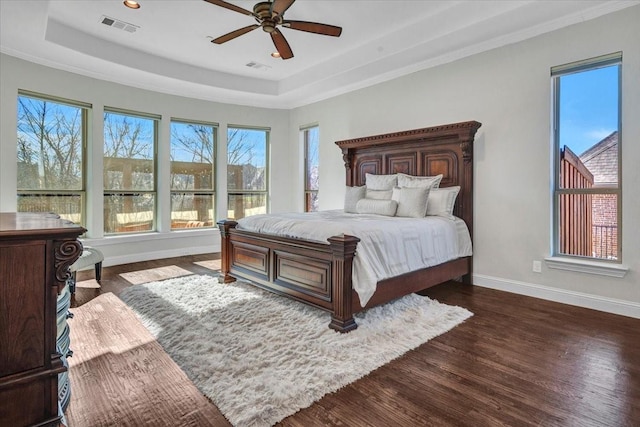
[302,125,319,212]
[16,90,89,227]
[103,107,159,235]
[551,53,622,263]
[169,118,218,231]
[226,125,270,220]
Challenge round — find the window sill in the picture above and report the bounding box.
[544,257,629,278]
[82,227,218,245]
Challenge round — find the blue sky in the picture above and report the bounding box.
[170,121,215,162]
[228,128,267,167]
[558,64,619,156]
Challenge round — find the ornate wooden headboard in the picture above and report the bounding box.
[335,120,482,240]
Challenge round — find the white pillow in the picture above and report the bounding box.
[392,186,430,218]
[365,188,393,200]
[344,185,366,213]
[355,199,398,216]
[426,186,461,219]
[397,173,443,189]
[365,173,397,190]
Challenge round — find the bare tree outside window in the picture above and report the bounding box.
[103,111,156,234]
[16,94,85,225]
[227,127,268,220]
[303,126,319,212]
[170,121,216,230]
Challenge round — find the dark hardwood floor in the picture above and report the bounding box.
[68,254,640,426]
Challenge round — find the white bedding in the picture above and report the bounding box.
[236,210,472,307]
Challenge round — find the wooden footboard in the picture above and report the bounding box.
[218,219,361,332]
[218,220,470,332]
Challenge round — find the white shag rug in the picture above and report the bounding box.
[119,274,473,427]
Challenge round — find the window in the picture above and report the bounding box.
[103,109,158,234]
[16,92,88,226]
[170,120,216,230]
[227,127,268,220]
[302,125,319,212]
[552,53,621,261]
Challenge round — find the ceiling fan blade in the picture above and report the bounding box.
[271,29,294,59]
[271,0,296,16]
[282,20,342,37]
[212,24,260,44]
[203,0,254,17]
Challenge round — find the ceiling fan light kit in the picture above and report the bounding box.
[204,0,342,60]
[123,0,141,10]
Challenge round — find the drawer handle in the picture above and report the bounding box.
[66,311,74,319]
[67,349,73,358]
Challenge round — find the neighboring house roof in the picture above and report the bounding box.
[580,131,618,186]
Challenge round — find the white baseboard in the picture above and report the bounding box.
[473,274,640,319]
[95,252,640,319]
[103,244,220,268]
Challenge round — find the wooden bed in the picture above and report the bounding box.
[218,120,481,332]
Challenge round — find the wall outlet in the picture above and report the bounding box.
[532,260,542,273]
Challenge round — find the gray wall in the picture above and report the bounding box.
[1,6,638,316]
[0,54,291,264]
[289,6,640,316]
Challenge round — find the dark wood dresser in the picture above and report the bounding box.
[0,212,85,427]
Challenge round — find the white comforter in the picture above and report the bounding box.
[236,210,472,306]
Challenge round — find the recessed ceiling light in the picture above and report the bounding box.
[123,1,141,9]
[271,52,281,58]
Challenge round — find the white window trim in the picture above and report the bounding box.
[17,91,89,227]
[103,109,159,234]
[302,124,319,212]
[169,119,218,231]
[545,256,628,278]
[226,126,270,219]
[551,52,623,263]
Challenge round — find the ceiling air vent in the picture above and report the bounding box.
[100,15,139,33]
[245,61,271,71]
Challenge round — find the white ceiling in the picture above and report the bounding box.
[1,0,637,108]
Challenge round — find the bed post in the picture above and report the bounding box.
[341,148,354,186]
[217,220,238,283]
[327,234,360,333]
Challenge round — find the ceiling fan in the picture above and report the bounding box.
[203,0,342,60]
